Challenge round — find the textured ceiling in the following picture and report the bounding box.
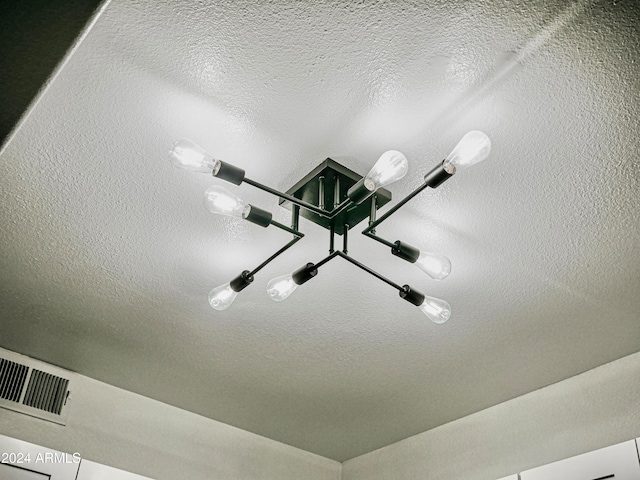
[1,0,639,462]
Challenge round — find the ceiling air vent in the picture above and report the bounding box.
[0,349,73,425]
[23,369,70,415]
[0,358,29,402]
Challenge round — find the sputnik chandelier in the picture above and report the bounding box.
[169,131,491,323]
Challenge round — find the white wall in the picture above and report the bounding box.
[3,348,640,480]
[0,349,340,480]
[342,351,640,480]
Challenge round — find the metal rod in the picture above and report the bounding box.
[315,250,339,269]
[329,223,335,254]
[318,176,325,210]
[270,220,304,238]
[243,177,353,219]
[363,231,395,248]
[243,177,330,217]
[329,198,351,218]
[343,224,348,254]
[250,236,302,276]
[291,205,299,231]
[369,194,377,235]
[335,251,404,292]
[334,175,341,209]
[362,182,430,234]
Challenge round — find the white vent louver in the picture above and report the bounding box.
[0,350,72,425]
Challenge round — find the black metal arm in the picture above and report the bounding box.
[363,231,396,248]
[359,181,435,256]
[362,182,430,235]
[248,236,303,277]
[314,250,339,269]
[335,251,404,292]
[244,177,352,219]
[310,249,405,293]
[248,216,305,277]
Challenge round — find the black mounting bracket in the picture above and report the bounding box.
[278,158,392,236]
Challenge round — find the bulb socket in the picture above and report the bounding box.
[230,270,254,292]
[215,161,246,185]
[244,205,273,228]
[399,285,426,307]
[346,178,374,205]
[391,241,420,263]
[292,263,318,285]
[423,161,453,188]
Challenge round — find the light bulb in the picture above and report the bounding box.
[443,131,491,174]
[418,296,451,324]
[363,150,408,191]
[415,252,451,280]
[267,274,298,302]
[168,138,220,174]
[208,283,238,311]
[203,185,250,218]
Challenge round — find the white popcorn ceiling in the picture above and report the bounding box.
[0,0,639,462]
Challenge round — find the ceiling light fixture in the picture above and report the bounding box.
[168,131,491,323]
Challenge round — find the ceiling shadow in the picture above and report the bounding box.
[0,0,104,147]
